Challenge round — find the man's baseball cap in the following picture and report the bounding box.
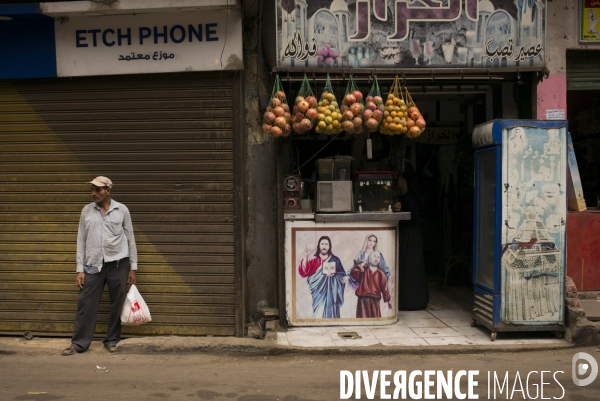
[87,176,113,188]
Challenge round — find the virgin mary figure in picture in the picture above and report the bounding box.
[347,234,390,290]
[298,236,346,318]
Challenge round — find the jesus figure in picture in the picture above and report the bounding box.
[350,251,392,318]
[298,236,346,318]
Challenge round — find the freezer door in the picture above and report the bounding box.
[500,124,566,325]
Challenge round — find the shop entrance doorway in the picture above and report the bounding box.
[407,87,487,293]
[567,50,600,207]
[279,75,533,312]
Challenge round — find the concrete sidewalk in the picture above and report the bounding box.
[0,309,573,357]
[276,309,568,348]
[0,286,578,356]
[0,333,573,357]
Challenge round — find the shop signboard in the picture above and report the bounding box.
[580,0,600,42]
[286,221,398,326]
[266,0,546,69]
[54,10,243,77]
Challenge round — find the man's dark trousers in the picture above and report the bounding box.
[71,258,130,351]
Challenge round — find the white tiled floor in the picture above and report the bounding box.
[276,310,568,348]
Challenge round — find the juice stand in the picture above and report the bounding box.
[284,161,409,326]
[258,0,553,331]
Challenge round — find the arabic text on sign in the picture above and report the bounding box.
[118,51,175,61]
[283,32,317,61]
[350,0,479,41]
[76,24,219,48]
[513,44,543,62]
[485,38,514,63]
[546,109,565,120]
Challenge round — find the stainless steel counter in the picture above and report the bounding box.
[314,212,411,222]
[283,211,410,222]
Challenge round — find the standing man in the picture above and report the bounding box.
[62,176,138,355]
[298,236,346,319]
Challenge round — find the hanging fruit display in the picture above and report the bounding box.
[340,75,364,135]
[404,87,426,139]
[363,76,385,133]
[380,76,407,136]
[261,75,291,138]
[315,74,342,135]
[291,74,318,134]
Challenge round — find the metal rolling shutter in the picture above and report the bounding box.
[567,50,600,90]
[0,72,239,336]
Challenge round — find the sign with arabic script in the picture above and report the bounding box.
[55,10,243,77]
[272,0,546,69]
[580,0,600,42]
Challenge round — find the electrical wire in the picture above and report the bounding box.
[217,0,233,90]
[293,132,343,173]
[290,145,300,173]
[220,0,230,69]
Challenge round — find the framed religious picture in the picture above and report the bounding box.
[285,220,399,326]
[580,0,600,42]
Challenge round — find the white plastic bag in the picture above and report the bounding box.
[120,284,151,326]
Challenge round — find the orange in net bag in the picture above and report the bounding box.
[404,86,426,139]
[261,74,291,138]
[291,74,318,135]
[379,76,407,136]
[315,74,343,135]
[363,75,385,133]
[340,75,364,135]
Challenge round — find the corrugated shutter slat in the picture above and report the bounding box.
[567,50,600,90]
[0,72,237,336]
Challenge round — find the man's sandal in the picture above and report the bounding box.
[62,345,78,356]
[104,344,117,353]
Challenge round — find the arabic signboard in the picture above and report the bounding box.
[267,0,546,69]
[55,10,243,77]
[580,0,600,42]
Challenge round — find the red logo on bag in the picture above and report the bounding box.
[131,301,141,312]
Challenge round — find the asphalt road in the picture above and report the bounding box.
[1,344,599,401]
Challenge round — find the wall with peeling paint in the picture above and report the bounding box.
[537,0,600,119]
[242,1,279,322]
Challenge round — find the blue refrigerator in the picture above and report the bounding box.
[472,120,567,340]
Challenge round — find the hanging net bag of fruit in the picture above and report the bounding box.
[363,76,385,133]
[340,75,364,135]
[404,86,426,138]
[380,76,407,136]
[291,74,318,135]
[262,74,291,138]
[315,74,343,135]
